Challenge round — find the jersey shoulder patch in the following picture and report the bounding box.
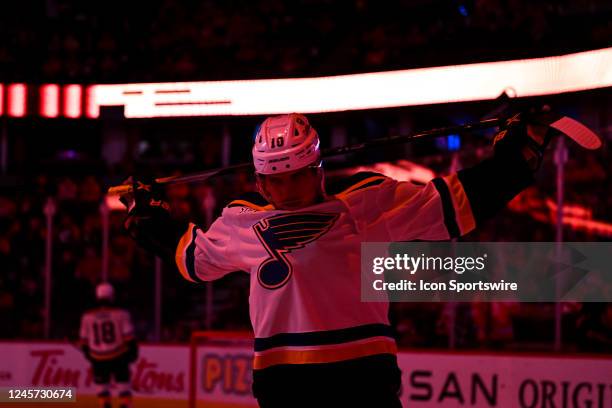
[226,191,274,211]
[328,171,389,197]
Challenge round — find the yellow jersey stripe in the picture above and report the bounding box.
[334,176,388,198]
[175,223,197,282]
[253,337,397,370]
[227,199,274,211]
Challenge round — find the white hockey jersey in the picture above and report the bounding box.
[175,172,476,370]
[79,307,135,360]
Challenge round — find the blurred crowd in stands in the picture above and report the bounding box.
[0,169,253,342]
[0,110,610,352]
[1,0,611,82]
[0,0,610,352]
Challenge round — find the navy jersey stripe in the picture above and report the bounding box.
[185,226,204,282]
[254,323,395,351]
[432,178,460,239]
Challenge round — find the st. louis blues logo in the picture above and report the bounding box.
[253,212,338,289]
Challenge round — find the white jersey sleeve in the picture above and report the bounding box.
[174,214,243,283]
[337,173,476,241]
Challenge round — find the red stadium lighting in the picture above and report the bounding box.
[40,84,60,118]
[85,86,99,118]
[88,47,612,118]
[0,84,4,116]
[63,84,82,118]
[8,83,27,117]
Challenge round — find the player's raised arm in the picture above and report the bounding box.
[174,214,243,282]
[348,110,556,242]
[120,176,242,282]
[454,109,555,227]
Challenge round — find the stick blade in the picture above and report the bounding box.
[550,116,602,150]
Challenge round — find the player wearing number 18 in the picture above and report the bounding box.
[78,283,138,408]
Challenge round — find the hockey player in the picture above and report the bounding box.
[79,283,138,408]
[121,112,554,407]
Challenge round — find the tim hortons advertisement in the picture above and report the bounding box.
[0,341,610,407]
[0,342,187,400]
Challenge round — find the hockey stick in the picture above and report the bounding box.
[107,115,601,196]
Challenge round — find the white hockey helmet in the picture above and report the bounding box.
[252,113,321,175]
[96,282,114,300]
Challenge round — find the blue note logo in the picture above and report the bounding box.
[253,212,338,289]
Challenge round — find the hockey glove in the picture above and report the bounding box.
[121,176,186,262]
[493,106,557,172]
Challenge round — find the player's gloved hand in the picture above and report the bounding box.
[493,105,558,172]
[121,176,171,237]
[119,175,185,262]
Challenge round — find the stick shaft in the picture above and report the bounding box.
[322,118,501,157]
[107,118,502,196]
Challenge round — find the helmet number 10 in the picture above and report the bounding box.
[270,137,284,148]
